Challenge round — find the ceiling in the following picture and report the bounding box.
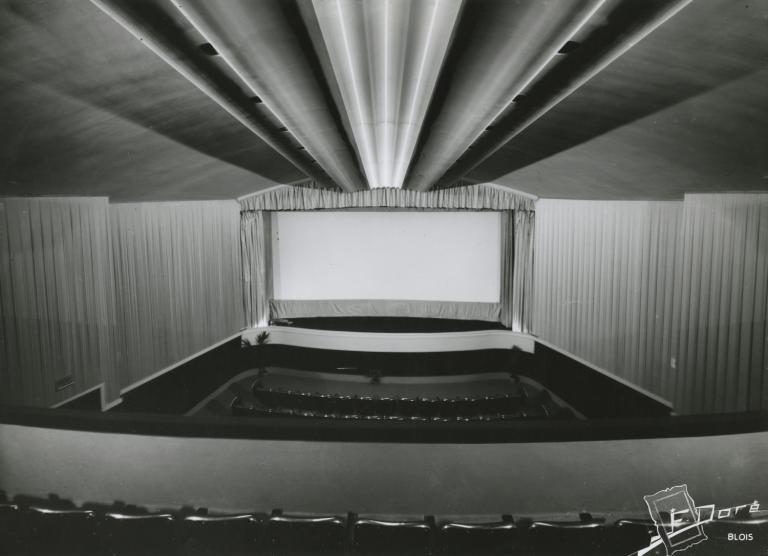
[0,0,766,201]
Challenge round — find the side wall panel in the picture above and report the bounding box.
[0,198,115,407]
[109,201,244,400]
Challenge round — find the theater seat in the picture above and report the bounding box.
[25,507,100,555]
[0,503,22,555]
[100,512,178,555]
[265,510,347,555]
[526,516,607,555]
[352,516,435,555]
[436,517,521,555]
[609,519,659,556]
[181,513,262,555]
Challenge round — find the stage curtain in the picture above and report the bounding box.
[270,299,501,322]
[241,183,535,329]
[241,210,272,327]
[0,197,115,407]
[500,210,535,333]
[240,183,535,212]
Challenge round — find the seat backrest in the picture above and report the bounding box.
[353,517,434,555]
[437,519,520,555]
[26,507,100,554]
[181,513,262,555]
[609,519,657,555]
[0,504,22,555]
[101,512,178,555]
[527,519,607,554]
[265,512,348,554]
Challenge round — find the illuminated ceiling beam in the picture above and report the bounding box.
[90,0,335,187]
[171,0,367,192]
[311,0,462,189]
[434,0,694,189]
[404,0,605,191]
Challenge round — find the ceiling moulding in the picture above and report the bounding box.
[404,0,605,192]
[171,0,367,193]
[90,0,336,189]
[435,0,693,189]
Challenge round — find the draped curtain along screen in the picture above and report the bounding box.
[534,195,768,414]
[241,211,272,328]
[110,201,243,400]
[239,183,536,212]
[0,197,115,407]
[240,185,535,332]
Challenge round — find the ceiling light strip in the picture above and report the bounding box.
[439,0,694,187]
[170,0,366,192]
[404,0,605,191]
[89,0,330,186]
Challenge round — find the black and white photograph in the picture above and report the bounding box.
[0,0,767,554]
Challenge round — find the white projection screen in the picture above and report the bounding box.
[272,211,500,302]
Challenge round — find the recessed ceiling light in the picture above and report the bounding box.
[198,43,218,56]
[558,40,580,54]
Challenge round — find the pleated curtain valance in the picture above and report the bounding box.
[239,183,535,212]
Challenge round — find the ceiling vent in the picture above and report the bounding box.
[198,43,218,56]
[558,40,580,54]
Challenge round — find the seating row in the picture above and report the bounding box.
[231,396,573,422]
[2,495,767,555]
[251,380,545,418]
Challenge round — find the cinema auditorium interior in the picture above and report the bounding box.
[1,0,767,554]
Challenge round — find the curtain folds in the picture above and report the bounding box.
[240,183,535,212]
[499,210,535,332]
[0,197,115,407]
[241,211,272,327]
[513,210,535,333]
[240,184,535,329]
[671,193,768,414]
[110,201,243,399]
[270,299,501,322]
[534,195,768,414]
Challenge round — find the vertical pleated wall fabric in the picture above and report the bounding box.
[241,211,272,328]
[671,194,768,414]
[534,195,768,414]
[534,200,681,400]
[109,201,243,400]
[0,198,115,407]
